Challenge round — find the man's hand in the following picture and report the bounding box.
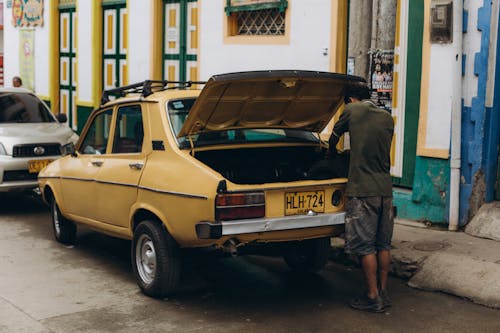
[328,132,340,156]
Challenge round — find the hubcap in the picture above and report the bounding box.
[136,234,157,284]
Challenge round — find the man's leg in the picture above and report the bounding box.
[377,250,391,291]
[361,253,379,299]
[345,197,384,312]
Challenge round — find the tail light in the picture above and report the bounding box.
[216,192,265,221]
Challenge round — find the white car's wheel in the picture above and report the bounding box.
[51,199,76,245]
[283,237,330,273]
[132,220,181,298]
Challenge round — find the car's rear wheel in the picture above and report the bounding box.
[51,198,76,245]
[132,220,181,298]
[283,237,331,273]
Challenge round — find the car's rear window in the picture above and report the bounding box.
[167,98,319,148]
[0,92,55,123]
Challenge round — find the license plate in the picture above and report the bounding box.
[285,191,325,216]
[28,159,53,173]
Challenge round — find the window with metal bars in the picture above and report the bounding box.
[232,8,285,35]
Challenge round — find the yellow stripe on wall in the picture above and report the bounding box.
[122,12,128,50]
[169,8,176,49]
[122,64,128,85]
[63,17,68,49]
[74,15,78,52]
[391,116,397,167]
[190,7,198,49]
[107,14,113,51]
[190,66,198,81]
[107,63,113,86]
[63,61,68,81]
[62,93,68,114]
[73,60,77,83]
[392,71,399,108]
[168,65,176,81]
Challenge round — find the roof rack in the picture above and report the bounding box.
[100,80,207,105]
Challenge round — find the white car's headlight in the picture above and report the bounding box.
[0,143,6,155]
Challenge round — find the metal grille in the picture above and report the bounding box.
[236,9,285,35]
[3,170,38,181]
[12,143,61,158]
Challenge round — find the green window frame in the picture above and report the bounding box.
[224,0,288,16]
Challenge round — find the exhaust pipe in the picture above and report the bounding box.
[222,239,239,257]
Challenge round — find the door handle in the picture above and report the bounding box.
[91,161,103,167]
[129,163,143,170]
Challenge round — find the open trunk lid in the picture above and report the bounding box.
[177,70,366,137]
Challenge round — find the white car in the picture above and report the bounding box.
[0,87,79,192]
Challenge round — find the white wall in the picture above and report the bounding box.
[76,1,93,102]
[199,0,332,79]
[3,2,49,94]
[4,6,21,88]
[425,45,453,149]
[128,0,152,83]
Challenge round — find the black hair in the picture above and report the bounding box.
[344,84,371,104]
[13,76,22,85]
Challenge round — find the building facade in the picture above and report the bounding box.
[1,0,499,228]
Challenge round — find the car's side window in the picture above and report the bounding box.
[79,109,113,154]
[112,105,143,154]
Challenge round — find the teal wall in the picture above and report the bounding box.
[394,157,449,223]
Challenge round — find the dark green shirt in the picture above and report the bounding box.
[332,100,394,197]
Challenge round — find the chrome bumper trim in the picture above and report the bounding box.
[222,212,345,236]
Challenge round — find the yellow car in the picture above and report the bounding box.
[38,70,365,298]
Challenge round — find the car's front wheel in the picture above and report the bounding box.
[132,220,181,298]
[283,237,331,273]
[51,198,76,245]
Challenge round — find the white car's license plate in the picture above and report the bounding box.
[28,159,53,173]
[285,190,325,215]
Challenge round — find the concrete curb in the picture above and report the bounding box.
[408,252,500,309]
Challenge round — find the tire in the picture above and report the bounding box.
[283,237,331,273]
[131,220,181,298]
[51,198,76,245]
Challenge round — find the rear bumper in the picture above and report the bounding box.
[196,212,345,239]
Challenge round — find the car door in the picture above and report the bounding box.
[93,104,146,229]
[60,108,113,221]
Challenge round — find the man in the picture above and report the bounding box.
[12,76,23,87]
[329,84,394,313]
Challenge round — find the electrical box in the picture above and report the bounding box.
[430,1,453,43]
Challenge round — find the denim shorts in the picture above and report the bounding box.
[344,196,394,256]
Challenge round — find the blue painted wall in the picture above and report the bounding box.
[460,1,497,225]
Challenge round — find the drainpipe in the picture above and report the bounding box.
[448,0,463,231]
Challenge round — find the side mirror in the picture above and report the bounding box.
[60,142,77,157]
[57,113,68,123]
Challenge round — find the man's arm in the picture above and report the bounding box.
[328,107,350,154]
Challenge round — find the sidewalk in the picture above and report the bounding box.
[331,202,500,309]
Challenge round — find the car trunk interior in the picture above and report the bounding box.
[193,146,349,185]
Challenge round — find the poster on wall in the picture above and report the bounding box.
[19,28,35,91]
[369,49,394,111]
[0,3,4,29]
[12,0,44,27]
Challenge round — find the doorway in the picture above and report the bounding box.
[162,0,198,82]
[59,4,76,129]
[102,0,128,90]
